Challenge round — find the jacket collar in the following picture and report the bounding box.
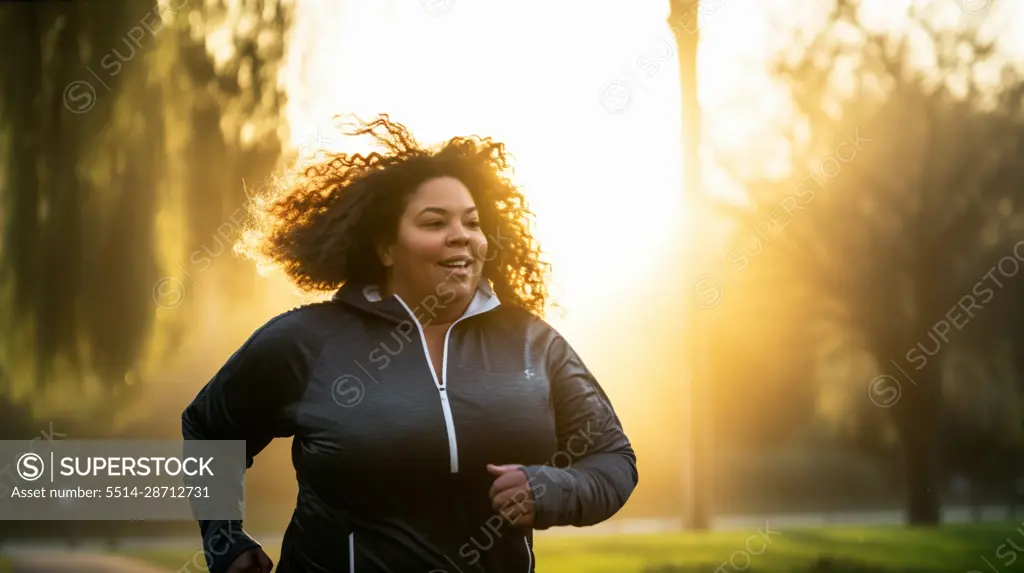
[333,280,501,324]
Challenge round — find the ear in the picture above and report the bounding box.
[376,241,394,268]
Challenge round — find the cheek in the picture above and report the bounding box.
[471,234,489,259]
[398,229,446,261]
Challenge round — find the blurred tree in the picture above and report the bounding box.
[943,250,1024,503]
[0,0,291,413]
[713,0,1024,524]
[669,0,712,531]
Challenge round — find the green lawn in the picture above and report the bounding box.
[121,521,1023,572]
[0,556,10,573]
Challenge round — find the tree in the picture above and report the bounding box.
[669,0,712,531]
[0,0,291,411]
[713,0,1024,524]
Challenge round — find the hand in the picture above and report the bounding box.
[226,547,274,573]
[487,463,535,528]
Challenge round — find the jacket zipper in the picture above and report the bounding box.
[394,296,465,473]
[349,532,355,573]
[524,537,533,572]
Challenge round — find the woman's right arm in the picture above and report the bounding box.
[181,313,317,573]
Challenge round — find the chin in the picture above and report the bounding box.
[431,268,481,301]
[447,279,477,298]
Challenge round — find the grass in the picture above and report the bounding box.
[0,556,10,573]
[120,521,1022,573]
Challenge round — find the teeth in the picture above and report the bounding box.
[442,260,470,267]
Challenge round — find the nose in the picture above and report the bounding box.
[446,222,471,245]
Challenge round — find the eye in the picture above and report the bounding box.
[422,219,445,228]
[466,219,481,229]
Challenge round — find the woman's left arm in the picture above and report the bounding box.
[519,334,639,529]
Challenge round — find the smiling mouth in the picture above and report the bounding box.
[438,257,473,269]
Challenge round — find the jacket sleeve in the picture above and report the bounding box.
[181,315,313,573]
[520,334,638,529]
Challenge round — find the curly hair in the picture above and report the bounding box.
[237,114,551,317]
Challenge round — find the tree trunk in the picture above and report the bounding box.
[670,0,711,531]
[886,355,943,525]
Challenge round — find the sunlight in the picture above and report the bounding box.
[281,0,699,340]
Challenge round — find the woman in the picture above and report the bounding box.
[182,115,638,573]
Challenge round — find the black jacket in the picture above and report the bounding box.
[182,280,638,572]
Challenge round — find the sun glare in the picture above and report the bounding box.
[280,0,704,339]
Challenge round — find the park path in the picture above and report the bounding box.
[6,550,172,573]
[1,505,1018,571]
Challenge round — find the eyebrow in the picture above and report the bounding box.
[417,206,478,216]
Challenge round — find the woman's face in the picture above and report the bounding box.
[379,176,488,310]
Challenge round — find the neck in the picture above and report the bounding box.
[381,282,475,327]
[423,294,473,327]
